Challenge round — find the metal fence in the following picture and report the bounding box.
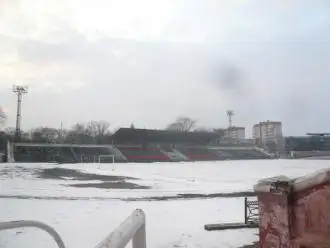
[244,197,259,224]
[0,220,66,248]
[0,209,146,248]
[95,209,146,248]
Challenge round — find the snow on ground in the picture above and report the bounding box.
[0,159,330,248]
[1,160,330,199]
[0,198,256,248]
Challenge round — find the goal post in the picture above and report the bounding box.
[98,154,115,163]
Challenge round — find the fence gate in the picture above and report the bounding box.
[244,197,259,224]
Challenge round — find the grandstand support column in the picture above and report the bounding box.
[12,85,28,141]
[69,147,80,162]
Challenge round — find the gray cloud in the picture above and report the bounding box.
[1,0,330,136]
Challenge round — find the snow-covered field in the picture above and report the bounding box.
[1,160,330,248]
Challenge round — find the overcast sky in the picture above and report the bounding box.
[0,0,330,136]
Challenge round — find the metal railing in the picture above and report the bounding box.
[0,220,66,248]
[95,209,146,248]
[0,209,146,248]
[244,197,259,224]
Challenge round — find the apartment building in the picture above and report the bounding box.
[224,126,245,141]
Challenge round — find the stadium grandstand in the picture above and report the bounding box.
[11,143,127,163]
[286,133,330,158]
[0,133,6,162]
[4,127,271,163]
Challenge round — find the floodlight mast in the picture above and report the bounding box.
[226,110,234,128]
[12,85,28,141]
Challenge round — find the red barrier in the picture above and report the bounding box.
[254,169,330,248]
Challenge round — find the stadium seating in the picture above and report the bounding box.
[289,150,330,158]
[175,147,219,161]
[72,146,126,163]
[13,146,76,163]
[211,148,269,160]
[13,144,126,163]
[209,149,233,160]
[157,145,189,161]
[160,146,175,153]
[116,146,171,162]
[12,143,270,163]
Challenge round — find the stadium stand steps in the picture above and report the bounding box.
[210,147,269,160]
[175,147,219,161]
[158,146,189,161]
[12,144,126,163]
[116,146,171,162]
[71,146,126,163]
[14,146,76,163]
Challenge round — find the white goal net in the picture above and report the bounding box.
[98,155,115,163]
[79,154,115,163]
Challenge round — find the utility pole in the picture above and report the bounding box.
[60,121,65,143]
[12,85,28,141]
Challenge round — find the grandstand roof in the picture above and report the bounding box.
[307,133,330,136]
[111,128,221,144]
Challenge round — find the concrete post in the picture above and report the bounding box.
[254,169,330,248]
[254,176,293,248]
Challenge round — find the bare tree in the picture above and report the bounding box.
[87,120,111,137]
[3,127,16,141]
[166,116,196,132]
[30,127,60,143]
[4,127,16,136]
[65,123,93,144]
[0,107,7,132]
[71,123,87,134]
[194,127,210,132]
[86,120,111,144]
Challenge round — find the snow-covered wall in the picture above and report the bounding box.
[254,168,330,248]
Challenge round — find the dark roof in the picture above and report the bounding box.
[112,128,221,144]
[306,133,330,136]
[286,135,330,140]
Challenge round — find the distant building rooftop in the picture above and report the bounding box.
[253,121,282,127]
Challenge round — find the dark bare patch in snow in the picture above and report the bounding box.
[37,167,136,181]
[36,167,150,189]
[69,181,149,189]
[0,192,255,201]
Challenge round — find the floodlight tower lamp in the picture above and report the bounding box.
[226,110,234,128]
[12,85,28,140]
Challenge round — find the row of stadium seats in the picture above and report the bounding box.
[12,145,270,163]
[117,146,171,162]
[14,146,76,163]
[13,145,126,163]
[175,147,219,161]
[71,146,127,163]
[210,149,270,160]
[289,150,330,158]
[115,146,269,162]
